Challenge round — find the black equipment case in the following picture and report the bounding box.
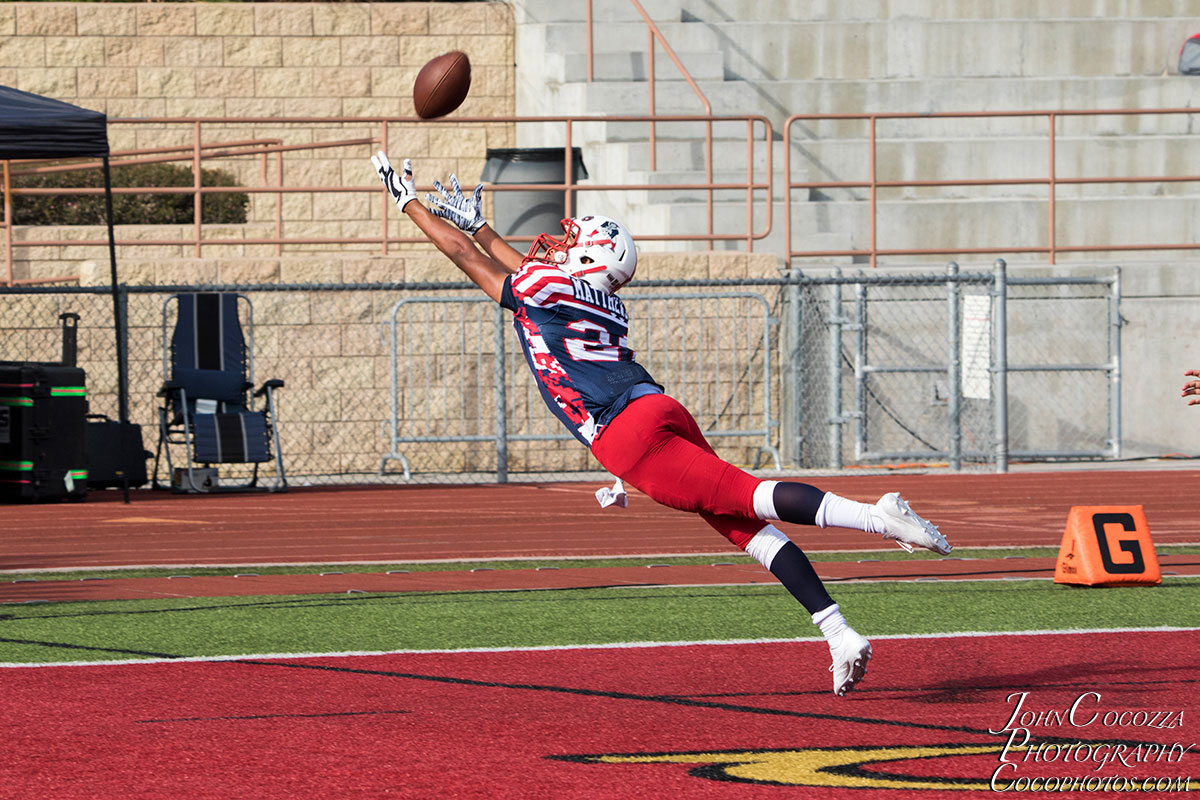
[0,313,88,502]
[85,413,149,489]
[0,362,89,502]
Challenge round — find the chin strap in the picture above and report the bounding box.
[595,477,628,509]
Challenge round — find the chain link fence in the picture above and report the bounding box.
[789,269,994,469]
[1004,273,1122,461]
[378,291,780,481]
[787,264,1119,470]
[0,263,1119,486]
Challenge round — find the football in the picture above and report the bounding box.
[413,51,472,119]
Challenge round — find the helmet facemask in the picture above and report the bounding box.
[524,216,636,294]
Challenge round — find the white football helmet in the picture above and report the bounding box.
[524,215,637,293]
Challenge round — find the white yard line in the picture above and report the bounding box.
[3,626,1197,669]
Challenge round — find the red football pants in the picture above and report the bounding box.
[590,393,766,550]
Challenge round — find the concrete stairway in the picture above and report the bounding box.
[511,0,1200,265]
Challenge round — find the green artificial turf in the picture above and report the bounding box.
[2,577,1196,665]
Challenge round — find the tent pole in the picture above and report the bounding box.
[102,156,130,504]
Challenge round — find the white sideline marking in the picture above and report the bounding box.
[2,626,1197,669]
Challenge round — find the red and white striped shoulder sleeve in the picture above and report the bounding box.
[510,263,576,309]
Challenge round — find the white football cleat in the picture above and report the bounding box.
[828,629,872,696]
[873,492,952,555]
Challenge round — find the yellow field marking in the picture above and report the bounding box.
[591,744,1005,789]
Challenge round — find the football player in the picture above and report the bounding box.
[372,153,952,696]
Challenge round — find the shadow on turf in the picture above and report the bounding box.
[682,670,1199,702]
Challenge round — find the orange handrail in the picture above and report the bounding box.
[2,160,10,287]
[7,106,1200,286]
[586,0,714,237]
[1,113,773,285]
[784,107,1200,268]
[9,139,283,176]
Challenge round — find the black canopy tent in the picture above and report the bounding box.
[0,85,130,501]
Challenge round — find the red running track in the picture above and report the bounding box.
[2,631,1197,799]
[2,470,1198,572]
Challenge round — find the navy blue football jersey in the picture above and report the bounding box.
[499,261,661,446]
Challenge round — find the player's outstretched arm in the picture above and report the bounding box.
[371,152,508,303]
[472,224,524,273]
[1183,369,1200,405]
[409,203,509,302]
[426,173,524,273]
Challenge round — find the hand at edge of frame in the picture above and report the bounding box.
[1182,370,1200,403]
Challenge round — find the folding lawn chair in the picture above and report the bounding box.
[154,292,287,492]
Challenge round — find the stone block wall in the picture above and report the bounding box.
[1,2,517,282]
[1,2,513,119]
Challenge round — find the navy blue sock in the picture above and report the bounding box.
[768,541,835,615]
[772,482,827,527]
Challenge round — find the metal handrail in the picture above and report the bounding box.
[586,0,714,232]
[12,106,1199,286]
[9,139,283,176]
[2,113,773,286]
[784,107,1200,268]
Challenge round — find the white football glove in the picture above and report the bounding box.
[595,477,628,509]
[371,151,417,212]
[427,173,486,234]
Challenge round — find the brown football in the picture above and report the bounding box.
[413,51,471,119]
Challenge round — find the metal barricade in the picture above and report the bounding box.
[380,291,780,483]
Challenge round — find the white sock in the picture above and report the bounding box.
[743,524,790,569]
[812,603,848,641]
[752,480,780,520]
[815,492,886,534]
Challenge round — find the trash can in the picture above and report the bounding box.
[481,147,589,239]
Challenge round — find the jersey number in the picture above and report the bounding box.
[564,320,627,362]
